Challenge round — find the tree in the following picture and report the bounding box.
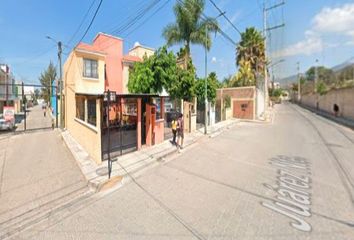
[128,46,177,94]
[337,65,354,87]
[128,46,196,101]
[316,81,327,96]
[163,0,219,68]
[305,66,335,85]
[195,72,218,105]
[168,61,196,101]
[236,27,265,80]
[39,62,57,104]
[232,59,255,87]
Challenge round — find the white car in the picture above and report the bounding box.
[0,118,14,131]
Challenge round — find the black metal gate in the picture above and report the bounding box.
[101,97,138,160]
[0,82,58,134]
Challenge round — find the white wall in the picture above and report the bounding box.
[256,88,265,118]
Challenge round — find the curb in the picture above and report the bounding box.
[95,135,202,192]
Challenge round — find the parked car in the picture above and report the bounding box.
[0,117,14,131]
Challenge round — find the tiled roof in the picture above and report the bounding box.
[122,55,142,63]
[76,43,107,55]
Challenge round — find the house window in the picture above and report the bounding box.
[76,96,85,121]
[87,98,97,126]
[83,59,98,78]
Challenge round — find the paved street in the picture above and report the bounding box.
[12,103,354,240]
[0,130,88,239]
[16,105,53,131]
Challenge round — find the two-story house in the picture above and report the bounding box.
[63,33,165,164]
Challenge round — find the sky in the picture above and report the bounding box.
[0,0,354,85]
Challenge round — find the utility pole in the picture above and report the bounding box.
[203,12,224,134]
[204,24,208,135]
[47,36,64,129]
[263,0,285,116]
[297,62,301,102]
[58,41,63,129]
[314,59,319,92]
[5,68,8,106]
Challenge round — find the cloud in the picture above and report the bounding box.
[274,34,323,58]
[276,3,354,58]
[211,57,217,63]
[312,3,354,34]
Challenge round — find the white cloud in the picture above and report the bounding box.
[313,3,354,34]
[276,3,354,58]
[211,57,217,63]
[274,34,323,58]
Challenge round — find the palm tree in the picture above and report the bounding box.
[163,0,218,68]
[233,59,256,87]
[236,27,265,79]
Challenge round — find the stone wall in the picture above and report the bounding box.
[301,87,354,120]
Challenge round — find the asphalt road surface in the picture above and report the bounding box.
[15,103,354,240]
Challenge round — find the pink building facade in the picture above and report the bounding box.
[64,33,165,164]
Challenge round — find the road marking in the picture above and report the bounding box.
[261,155,312,232]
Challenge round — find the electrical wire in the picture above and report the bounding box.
[67,0,97,47]
[76,0,104,47]
[96,0,163,51]
[124,0,172,38]
[176,0,237,46]
[207,0,241,35]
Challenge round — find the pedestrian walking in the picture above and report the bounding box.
[171,117,177,145]
[43,106,46,117]
[333,104,339,117]
[177,113,184,149]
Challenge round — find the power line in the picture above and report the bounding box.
[176,0,237,46]
[76,0,104,47]
[96,0,163,51]
[124,0,172,38]
[112,0,161,35]
[67,0,97,47]
[207,0,241,35]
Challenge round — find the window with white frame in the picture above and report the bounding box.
[83,58,98,78]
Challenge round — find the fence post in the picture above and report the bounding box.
[55,86,58,128]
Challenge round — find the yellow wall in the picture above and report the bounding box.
[64,51,104,164]
[122,64,130,94]
[129,45,155,59]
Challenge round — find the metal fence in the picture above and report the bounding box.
[0,82,59,133]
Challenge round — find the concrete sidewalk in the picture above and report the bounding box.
[62,119,241,192]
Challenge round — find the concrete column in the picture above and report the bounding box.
[137,98,142,150]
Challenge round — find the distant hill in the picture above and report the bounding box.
[332,56,354,72]
[278,74,298,87]
[279,56,354,87]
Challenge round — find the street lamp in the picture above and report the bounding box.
[46,36,63,129]
[204,12,224,135]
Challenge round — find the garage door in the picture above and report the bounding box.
[233,100,254,119]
